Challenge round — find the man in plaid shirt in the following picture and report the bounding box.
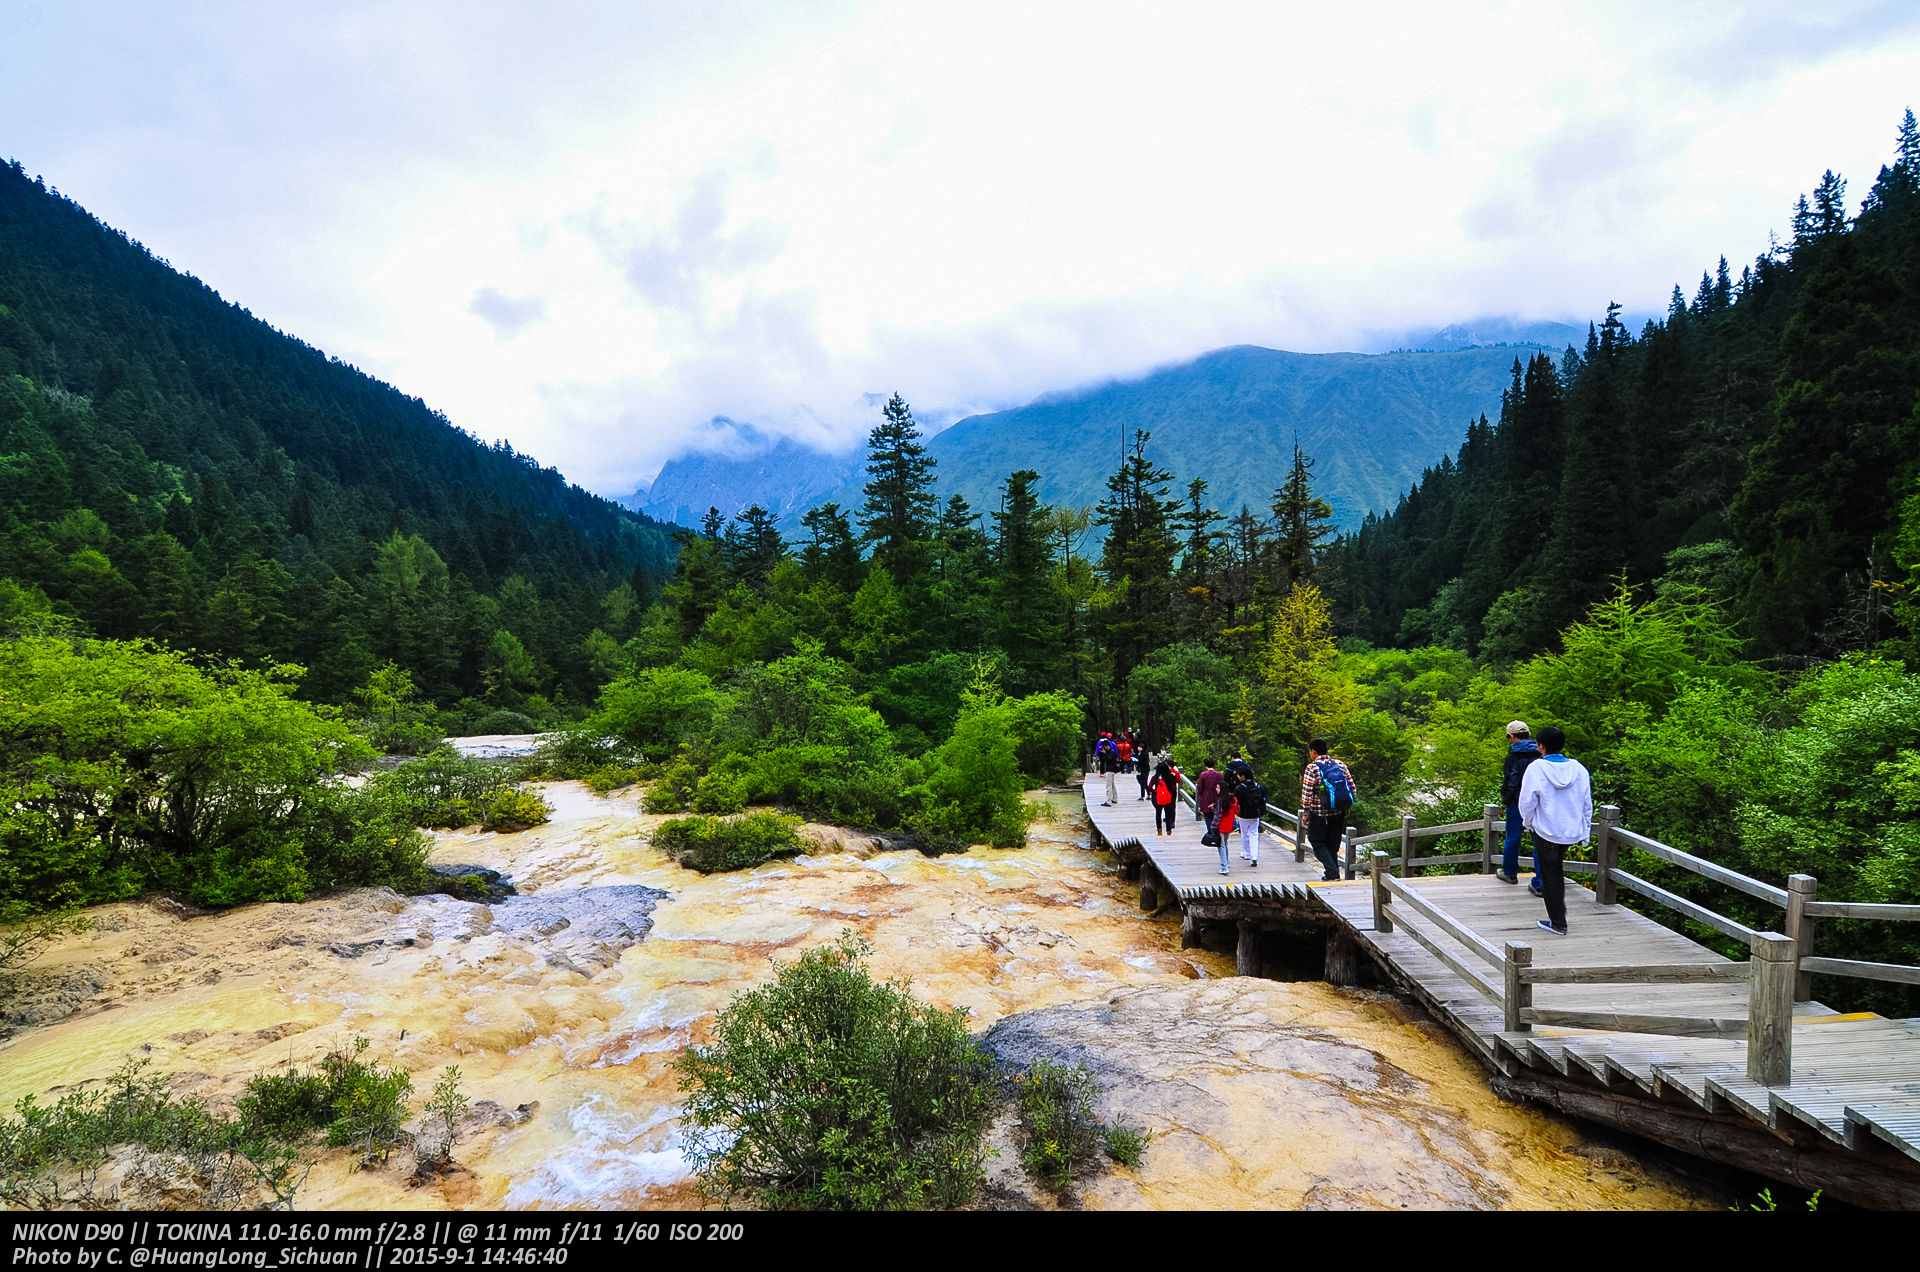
[1299,739,1354,881]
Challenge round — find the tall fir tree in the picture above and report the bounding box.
[859,393,937,579]
[1271,443,1336,591]
[991,469,1061,689]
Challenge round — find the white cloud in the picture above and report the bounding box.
[5,1,1920,495]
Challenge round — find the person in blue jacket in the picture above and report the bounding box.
[1497,720,1543,888]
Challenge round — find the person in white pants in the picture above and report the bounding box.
[1104,766,1119,806]
[1240,811,1259,864]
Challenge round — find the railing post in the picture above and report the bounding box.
[1594,805,1620,905]
[1503,941,1532,1033]
[1785,874,1818,1002]
[1482,803,1500,874]
[1371,851,1393,933]
[1344,825,1358,881]
[1400,815,1415,878]
[1295,813,1306,863]
[1747,931,1796,1086]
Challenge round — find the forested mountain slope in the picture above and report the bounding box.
[0,160,676,716]
[802,344,1538,536]
[1336,140,1920,665]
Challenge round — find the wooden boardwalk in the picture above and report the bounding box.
[1082,773,1920,1208]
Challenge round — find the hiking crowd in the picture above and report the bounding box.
[1089,720,1591,938]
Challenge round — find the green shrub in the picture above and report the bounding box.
[581,765,648,794]
[644,758,698,813]
[689,765,749,815]
[478,786,551,832]
[319,1037,414,1166]
[674,933,994,1210]
[1012,1058,1104,1193]
[421,1065,468,1164]
[365,747,550,831]
[473,709,538,736]
[1005,690,1086,784]
[0,1058,332,1210]
[235,1070,332,1140]
[1101,1120,1149,1169]
[654,812,803,873]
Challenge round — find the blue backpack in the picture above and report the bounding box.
[1316,758,1356,818]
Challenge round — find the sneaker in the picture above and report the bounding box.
[1536,919,1567,935]
[1497,872,1518,885]
[1528,878,1544,896]
[1219,867,1230,876]
[1250,858,1258,868]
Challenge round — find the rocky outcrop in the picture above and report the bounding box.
[981,980,1698,1210]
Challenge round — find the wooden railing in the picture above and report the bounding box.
[1166,763,1919,1011]
[1369,849,1800,1085]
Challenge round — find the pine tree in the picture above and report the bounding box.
[991,470,1060,688]
[1172,478,1224,644]
[799,502,861,593]
[1732,231,1919,654]
[859,393,937,577]
[723,505,785,594]
[1094,430,1180,695]
[1271,443,1336,591]
[932,493,993,652]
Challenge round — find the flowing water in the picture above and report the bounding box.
[0,783,1720,1210]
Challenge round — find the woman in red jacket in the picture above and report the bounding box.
[1149,761,1178,836]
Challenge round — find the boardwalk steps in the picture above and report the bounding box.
[1082,772,1920,1207]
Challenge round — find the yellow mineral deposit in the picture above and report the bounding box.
[0,783,1716,1210]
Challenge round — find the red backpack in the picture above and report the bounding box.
[1152,774,1175,805]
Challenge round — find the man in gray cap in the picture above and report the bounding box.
[1498,720,1543,888]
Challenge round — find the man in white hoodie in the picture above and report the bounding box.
[1516,725,1591,936]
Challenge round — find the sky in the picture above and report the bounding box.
[5,1,1920,498]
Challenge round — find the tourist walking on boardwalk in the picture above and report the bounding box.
[1136,743,1154,801]
[1498,720,1543,888]
[1096,733,1119,806]
[1212,771,1239,875]
[1300,739,1354,882]
[1195,759,1223,830]
[1516,725,1591,936]
[1116,732,1133,775]
[1235,766,1267,868]
[1150,761,1179,836]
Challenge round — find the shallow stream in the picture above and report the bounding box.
[0,784,1719,1210]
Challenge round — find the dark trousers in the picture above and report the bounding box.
[1137,768,1151,798]
[1154,803,1175,833]
[1535,837,1570,930]
[1307,813,1343,881]
[1503,805,1527,877]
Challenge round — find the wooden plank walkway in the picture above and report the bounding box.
[1081,774,1920,1207]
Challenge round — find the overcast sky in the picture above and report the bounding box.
[6,2,1920,496]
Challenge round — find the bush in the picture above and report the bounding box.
[644,758,699,813]
[0,1048,443,1210]
[472,709,538,736]
[478,786,551,832]
[365,747,551,831]
[319,1037,414,1166]
[674,934,994,1210]
[1012,1059,1103,1193]
[0,635,376,909]
[1005,691,1087,784]
[654,812,803,873]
